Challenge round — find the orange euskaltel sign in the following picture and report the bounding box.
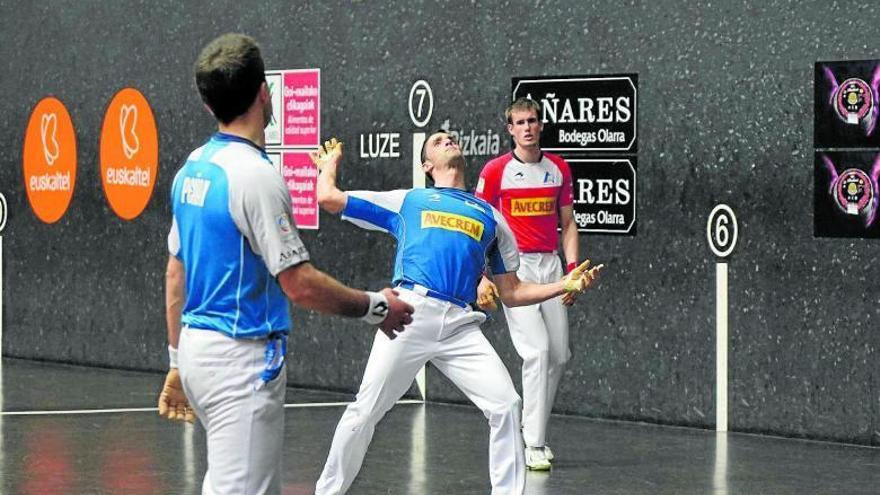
[22,97,77,224]
[100,88,158,220]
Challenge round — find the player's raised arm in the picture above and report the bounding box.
[312,138,348,214]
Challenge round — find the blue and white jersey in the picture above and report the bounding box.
[167,133,310,338]
[342,187,519,305]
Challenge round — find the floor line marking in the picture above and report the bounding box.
[1,399,425,417]
[284,399,424,409]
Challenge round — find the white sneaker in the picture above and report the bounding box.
[525,446,551,471]
[544,445,554,462]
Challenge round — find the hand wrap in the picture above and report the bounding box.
[362,291,389,325]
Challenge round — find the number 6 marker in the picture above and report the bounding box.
[707,204,738,259]
[707,203,737,432]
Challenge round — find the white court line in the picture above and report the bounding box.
[408,399,426,493]
[1,236,4,359]
[716,262,728,432]
[0,399,425,417]
[183,421,196,494]
[411,131,427,401]
[284,399,423,409]
[713,431,729,494]
[2,407,158,416]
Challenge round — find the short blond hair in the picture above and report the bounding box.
[505,97,540,123]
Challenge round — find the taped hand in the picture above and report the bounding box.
[158,368,196,424]
[309,138,344,172]
[476,277,500,311]
[561,259,605,295]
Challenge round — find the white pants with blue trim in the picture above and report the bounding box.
[178,327,287,495]
[502,252,571,448]
[315,288,525,495]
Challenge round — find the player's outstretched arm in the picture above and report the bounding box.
[311,138,348,214]
[278,261,414,338]
[494,260,603,308]
[493,271,564,308]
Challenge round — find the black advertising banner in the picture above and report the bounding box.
[512,74,638,155]
[512,74,638,235]
[814,60,880,149]
[814,151,880,238]
[814,60,880,239]
[568,158,637,234]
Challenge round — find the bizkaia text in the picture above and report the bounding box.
[441,120,500,157]
[527,93,632,124]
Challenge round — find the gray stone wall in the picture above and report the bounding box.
[0,1,876,444]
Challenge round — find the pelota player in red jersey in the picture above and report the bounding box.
[475,97,589,471]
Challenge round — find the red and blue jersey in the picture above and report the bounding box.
[476,151,574,253]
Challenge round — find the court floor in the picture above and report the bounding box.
[0,358,877,494]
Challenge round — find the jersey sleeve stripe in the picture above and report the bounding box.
[342,193,402,234]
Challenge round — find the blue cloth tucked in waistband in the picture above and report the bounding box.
[256,333,287,389]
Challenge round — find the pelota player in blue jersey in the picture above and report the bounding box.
[156,34,413,495]
[311,134,603,495]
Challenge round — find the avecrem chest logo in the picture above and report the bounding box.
[510,197,556,216]
[421,211,484,240]
[181,176,211,207]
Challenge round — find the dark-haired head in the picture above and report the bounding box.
[194,33,267,124]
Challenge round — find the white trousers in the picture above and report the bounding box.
[315,288,525,495]
[502,253,571,448]
[178,327,287,495]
